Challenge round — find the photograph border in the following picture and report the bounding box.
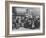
[5,1,45,37]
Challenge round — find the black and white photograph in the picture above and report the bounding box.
[12,7,40,30]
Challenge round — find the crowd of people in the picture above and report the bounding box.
[12,15,40,29]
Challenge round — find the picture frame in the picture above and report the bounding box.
[5,1,45,37]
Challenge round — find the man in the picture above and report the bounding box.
[34,18,40,29]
